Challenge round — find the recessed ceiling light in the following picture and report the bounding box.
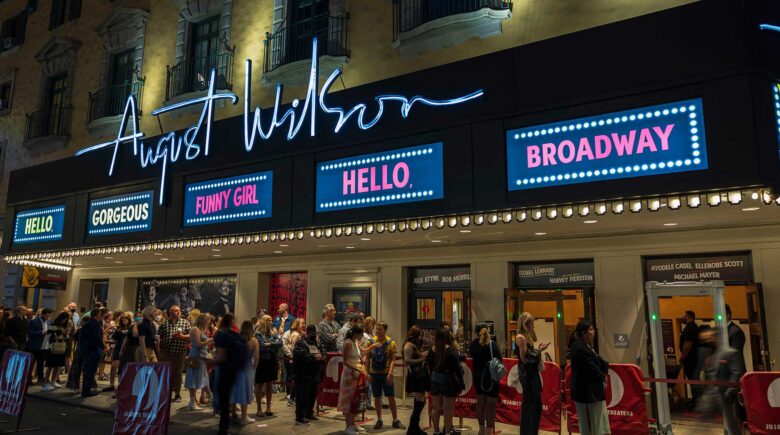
[212,254,221,257]
[160,258,169,261]
[534,232,547,236]
[459,230,472,233]
[74,263,82,266]
[211,248,221,252]
[279,244,288,247]
[115,261,123,264]
[431,240,442,243]
[663,222,678,226]
[345,246,355,249]
[154,253,163,256]
[104,257,113,260]
[360,237,371,241]
[583,220,598,224]
[273,250,283,254]
[741,207,760,212]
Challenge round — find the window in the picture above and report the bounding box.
[49,0,81,30]
[190,15,220,87]
[45,74,68,134]
[107,48,134,114]
[1,11,27,51]
[0,81,11,111]
[288,0,329,60]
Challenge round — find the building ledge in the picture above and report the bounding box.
[23,135,69,152]
[262,55,349,87]
[0,45,21,59]
[162,89,232,118]
[86,115,129,138]
[392,8,511,58]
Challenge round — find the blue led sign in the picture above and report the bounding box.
[773,84,780,159]
[87,191,153,236]
[75,38,483,206]
[316,142,444,212]
[13,205,66,245]
[183,170,273,227]
[506,99,708,190]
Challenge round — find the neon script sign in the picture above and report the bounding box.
[315,142,444,212]
[75,38,483,205]
[506,98,708,190]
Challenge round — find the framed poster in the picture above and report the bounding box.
[137,276,236,317]
[332,287,371,323]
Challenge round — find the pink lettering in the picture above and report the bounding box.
[611,130,636,156]
[595,135,611,159]
[393,162,409,187]
[343,170,356,195]
[357,168,369,193]
[653,124,674,150]
[558,140,575,163]
[636,128,657,154]
[369,167,381,191]
[233,186,243,206]
[576,137,595,162]
[381,165,392,190]
[542,143,557,166]
[220,189,231,210]
[527,145,541,168]
[195,196,205,215]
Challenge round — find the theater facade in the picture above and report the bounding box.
[2,0,779,395]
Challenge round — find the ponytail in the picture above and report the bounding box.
[479,327,490,346]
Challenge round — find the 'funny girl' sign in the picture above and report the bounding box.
[183,171,273,227]
[316,142,444,212]
[506,98,708,190]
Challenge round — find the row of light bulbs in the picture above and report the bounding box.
[4,189,773,266]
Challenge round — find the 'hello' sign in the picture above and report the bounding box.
[13,205,66,245]
[316,142,444,212]
[506,98,708,190]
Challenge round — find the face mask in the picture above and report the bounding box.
[134,317,142,323]
[70,309,76,313]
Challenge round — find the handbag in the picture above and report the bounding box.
[51,339,67,355]
[186,356,201,369]
[487,342,506,382]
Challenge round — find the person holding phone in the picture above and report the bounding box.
[515,312,549,435]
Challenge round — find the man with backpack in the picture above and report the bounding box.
[367,321,405,430]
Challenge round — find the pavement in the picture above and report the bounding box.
[23,378,722,434]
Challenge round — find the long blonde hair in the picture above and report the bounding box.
[363,316,376,336]
[479,327,490,346]
[518,312,537,343]
[256,314,272,336]
[290,318,302,333]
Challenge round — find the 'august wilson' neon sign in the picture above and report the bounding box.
[76,38,484,204]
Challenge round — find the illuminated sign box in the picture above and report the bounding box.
[773,84,780,159]
[506,98,708,190]
[183,171,273,227]
[13,205,66,245]
[316,142,444,212]
[87,191,153,237]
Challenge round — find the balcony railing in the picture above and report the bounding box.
[264,14,349,74]
[25,106,72,141]
[393,0,511,38]
[165,51,233,101]
[87,81,144,123]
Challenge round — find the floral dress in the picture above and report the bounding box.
[337,339,362,414]
[102,320,117,363]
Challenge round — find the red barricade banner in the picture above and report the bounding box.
[113,362,173,435]
[740,371,780,434]
[318,352,343,408]
[565,363,648,435]
[0,350,32,417]
[450,358,561,432]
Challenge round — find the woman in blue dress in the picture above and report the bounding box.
[185,313,213,411]
[230,320,259,425]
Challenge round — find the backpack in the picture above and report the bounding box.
[482,341,506,391]
[370,339,388,372]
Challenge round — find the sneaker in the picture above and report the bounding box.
[52,382,62,389]
[186,404,203,411]
[240,417,256,425]
[374,420,384,430]
[295,418,309,425]
[355,426,366,432]
[41,384,55,392]
[101,386,114,392]
[173,395,182,403]
[366,404,376,410]
[344,428,358,435]
[305,415,319,421]
[393,420,407,430]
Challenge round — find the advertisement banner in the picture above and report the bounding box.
[740,372,780,434]
[409,266,471,290]
[12,205,66,245]
[316,142,444,212]
[269,272,308,320]
[183,170,273,227]
[21,266,67,290]
[0,350,33,417]
[507,99,707,191]
[113,362,172,435]
[565,363,649,435]
[138,276,236,317]
[87,191,153,236]
[514,261,595,288]
[644,253,752,282]
[317,353,343,408]
[333,287,370,323]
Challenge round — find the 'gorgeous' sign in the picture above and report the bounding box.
[316,142,444,212]
[183,171,273,227]
[13,205,66,245]
[506,98,707,190]
[88,191,153,236]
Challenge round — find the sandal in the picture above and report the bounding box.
[264,411,274,416]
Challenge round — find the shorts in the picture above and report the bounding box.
[369,374,394,398]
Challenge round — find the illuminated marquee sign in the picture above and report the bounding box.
[74,38,483,206]
[183,170,273,227]
[316,142,444,212]
[13,205,66,245]
[87,191,153,236]
[506,98,708,190]
[774,84,780,158]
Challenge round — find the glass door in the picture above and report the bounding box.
[409,290,441,350]
[746,284,773,370]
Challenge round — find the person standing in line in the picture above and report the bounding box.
[367,321,405,430]
[213,314,247,435]
[272,303,294,335]
[569,321,611,435]
[104,312,132,392]
[135,306,159,362]
[282,318,303,406]
[470,323,501,435]
[158,305,191,403]
[697,328,746,435]
[338,327,376,435]
[6,306,28,351]
[42,312,70,391]
[337,314,361,352]
[27,308,52,384]
[679,310,700,403]
[255,314,281,417]
[230,321,258,425]
[404,326,429,435]
[293,324,325,425]
[185,313,213,411]
[79,308,106,398]
[97,310,116,382]
[362,316,377,411]
[67,303,80,327]
[317,304,341,353]
[426,327,465,435]
[515,312,549,435]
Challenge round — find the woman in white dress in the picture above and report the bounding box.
[338,327,379,435]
